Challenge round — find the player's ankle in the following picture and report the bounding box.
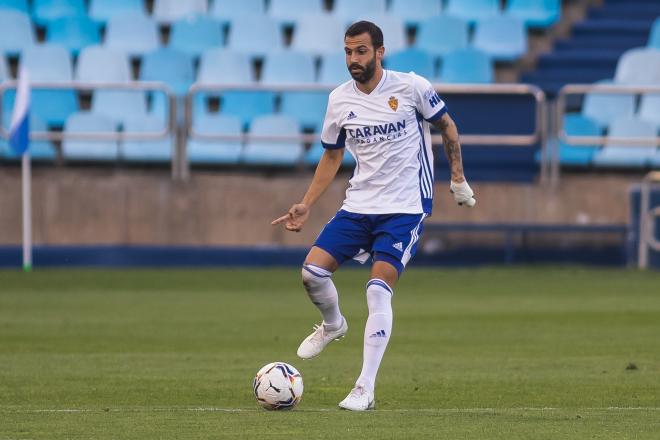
[323,317,344,332]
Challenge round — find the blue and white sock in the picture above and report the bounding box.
[301,264,343,330]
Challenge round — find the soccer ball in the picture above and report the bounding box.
[253,362,303,410]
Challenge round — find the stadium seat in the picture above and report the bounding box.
[21,44,78,126]
[614,47,660,85]
[209,0,265,23]
[104,13,160,57]
[593,117,657,168]
[291,14,344,56]
[504,0,561,29]
[0,0,28,13]
[648,17,660,49]
[187,114,243,164]
[438,48,493,83]
[473,16,527,62]
[319,53,350,85]
[169,16,224,58]
[198,48,254,84]
[46,16,101,55]
[261,51,316,84]
[385,48,435,79]
[0,116,57,161]
[581,80,636,130]
[89,0,144,22]
[243,115,304,165]
[356,15,406,53]
[0,10,34,56]
[304,143,356,166]
[389,0,442,27]
[268,0,323,26]
[222,92,276,128]
[76,46,132,82]
[122,114,172,162]
[62,112,119,161]
[332,0,386,22]
[638,94,660,129]
[414,16,468,59]
[445,0,499,25]
[227,15,283,57]
[280,92,328,131]
[557,113,602,166]
[32,0,86,25]
[141,48,195,96]
[92,90,148,126]
[152,0,207,23]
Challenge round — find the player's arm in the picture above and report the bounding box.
[432,113,475,207]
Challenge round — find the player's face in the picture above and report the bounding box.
[344,33,383,83]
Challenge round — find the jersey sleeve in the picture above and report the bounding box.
[320,92,346,150]
[412,74,448,123]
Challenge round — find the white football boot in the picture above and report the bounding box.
[296,318,348,359]
[338,384,375,411]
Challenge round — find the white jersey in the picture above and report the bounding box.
[321,69,447,215]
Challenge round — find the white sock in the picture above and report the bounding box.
[356,278,393,393]
[301,264,343,330]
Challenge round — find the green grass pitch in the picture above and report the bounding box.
[1,267,660,439]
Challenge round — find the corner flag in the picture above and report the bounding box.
[9,66,30,156]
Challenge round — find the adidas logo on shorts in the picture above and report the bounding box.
[392,242,403,252]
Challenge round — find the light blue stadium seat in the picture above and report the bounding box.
[46,16,101,55]
[389,0,442,27]
[187,114,243,164]
[0,0,28,13]
[639,94,660,130]
[332,0,386,22]
[105,13,160,57]
[227,16,283,57]
[445,0,499,25]
[0,10,34,56]
[648,17,660,49]
[152,0,207,23]
[557,114,602,166]
[593,117,657,168]
[0,117,57,161]
[222,92,276,128]
[505,0,560,29]
[210,0,265,23]
[141,48,195,96]
[21,44,78,126]
[62,112,119,161]
[414,16,468,59]
[582,80,636,130]
[304,143,355,166]
[122,114,172,162]
[385,48,435,79]
[243,115,304,165]
[261,51,316,84]
[92,90,148,126]
[353,15,406,53]
[319,53,350,85]
[438,48,493,83]
[291,14,344,56]
[89,0,144,22]
[281,92,328,131]
[269,0,323,26]
[32,0,86,25]
[170,16,223,58]
[614,47,660,85]
[76,46,131,82]
[473,16,527,62]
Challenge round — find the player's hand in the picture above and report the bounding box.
[450,180,476,207]
[271,203,310,232]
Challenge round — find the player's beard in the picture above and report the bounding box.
[348,56,377,84]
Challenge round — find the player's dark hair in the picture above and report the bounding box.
[345,21,384,49]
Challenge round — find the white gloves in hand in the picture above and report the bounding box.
[450,180,476,207]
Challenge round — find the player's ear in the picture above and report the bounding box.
[376,46,385,61]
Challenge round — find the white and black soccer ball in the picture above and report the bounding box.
[253,362,303,410]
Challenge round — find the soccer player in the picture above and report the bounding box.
[272,21,475,411]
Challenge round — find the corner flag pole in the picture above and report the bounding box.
[9,67,32,272]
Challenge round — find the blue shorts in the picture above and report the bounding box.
[313,210,427,275]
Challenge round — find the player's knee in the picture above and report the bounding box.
[301,264,332,290]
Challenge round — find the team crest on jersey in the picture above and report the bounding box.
[388,96,398,111]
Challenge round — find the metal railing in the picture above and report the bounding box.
[638,171,660,269]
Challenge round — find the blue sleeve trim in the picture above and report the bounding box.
[425,106,448,123]
[322,128,346,149]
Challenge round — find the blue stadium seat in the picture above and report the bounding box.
[122,114,172,162]
[291,14,344,56]
[209,0,265,23]
[445,0,499,25]
[32,0,86,25]
[505,0,560,29]
[280,92,328,131]
[227,15,283,57]
[92,90,148,126]
[414,16,468,59]
[152,0,207,23]
[141,48,195,96]
[438,48,493,83]
[187,114,243,164]
[332,0,386,22]
[593,117,658,168]
[104,13,160,57]
[557,113,602,166]
[319,53,350,85]
[582,80,636,130]
[0,0,28,13]
[46,16,101,55]
[76,46,132,82]
[222,92,276,128]
[89,0,144,22]
[385,48,435,79]
[304,143,356,166]
[269,0,323,26]
[261,51,316,84]
[614,47,660,85]
[638,94,660,129]
[169,16,223,58]
[389,0,442,27]
[0,117,57,161]
[62,112,119,161]
[243,115,304,165]
[198,48,254,84]
[0,10,34,56]
[21,44,78,126]
[648,17,660,49]
[473,16,527,62]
